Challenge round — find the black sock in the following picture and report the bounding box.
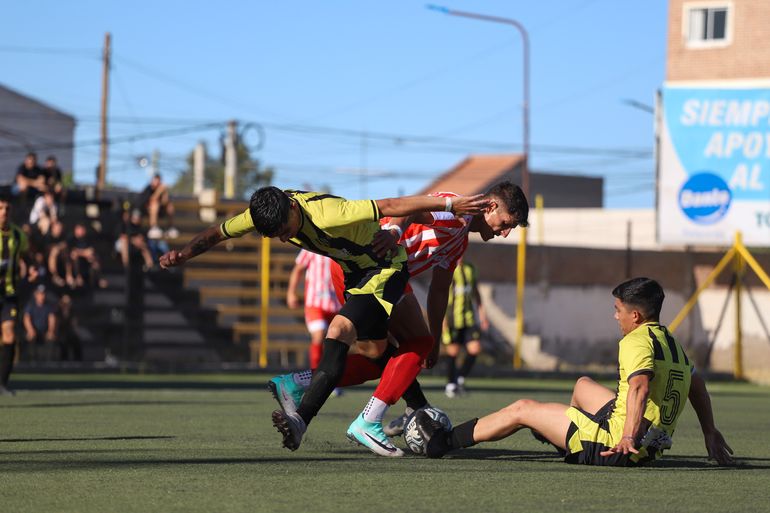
[458,354,477,379]
[450,418,479,449]
[402,379,429,411]
[446,355,458,384]
[1,344,15,387]
[296,338,348,425]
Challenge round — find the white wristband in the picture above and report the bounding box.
[444,197,453,212]
[383,223,403,239]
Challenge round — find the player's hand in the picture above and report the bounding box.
[371,228,401,258]
[422,340,440,369]
[287,292,299,310]
[159,250,186,269]
[704,429,734,466]
[450,194,490,216]
[600,436,639,457]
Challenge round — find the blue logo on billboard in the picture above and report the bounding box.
[678,172,732,225]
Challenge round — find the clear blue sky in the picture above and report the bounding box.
[1,0,668,207]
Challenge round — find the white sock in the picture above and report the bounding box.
[362,396,389,423]
[293,370,313,388]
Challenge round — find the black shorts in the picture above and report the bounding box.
[444,326,482,346]
[0,297,19,323]
[564,399,636,467]
[340,266,409,341]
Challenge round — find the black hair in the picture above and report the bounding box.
[612,277,665,321]
[248,186,291,237]
[485,181,529,227]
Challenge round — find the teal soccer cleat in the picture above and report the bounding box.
[346,414,404,457]
[268,374,305,415]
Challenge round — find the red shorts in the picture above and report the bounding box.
[330,261,413,306]
[305,307,337,333]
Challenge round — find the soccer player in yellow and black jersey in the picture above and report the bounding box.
[442,257,488,398]
[159,186,488,454]
[0,197,28,396]
[416,277,734,466]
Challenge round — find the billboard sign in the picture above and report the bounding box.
[658,86,770,246]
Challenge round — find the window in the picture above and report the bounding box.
[685,4,731,48]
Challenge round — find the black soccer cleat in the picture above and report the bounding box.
[415,410,452,459]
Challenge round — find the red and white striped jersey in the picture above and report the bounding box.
[295,250,342,313]
[381,192,473,278]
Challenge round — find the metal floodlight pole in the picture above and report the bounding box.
[429,4,530,369]
[427,4,530,198]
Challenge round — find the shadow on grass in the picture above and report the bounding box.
[0,435,176,443]
[439,448,769,470]
[0,456,363,472]
[0,400,255,409]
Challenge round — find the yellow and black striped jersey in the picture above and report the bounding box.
[446,262,478,329]
[0,223,28,297]
[609,322,693,455]
[220,190,407,275]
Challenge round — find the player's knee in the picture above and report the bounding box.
[502,398,537,420]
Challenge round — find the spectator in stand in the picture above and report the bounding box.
[117,208,155,270]
[14,152,47,199]
[42,156,64,197]
[43,220,69,288]
[29,191,58,236]
[23,284,57,362]
[57,294,81,361]
[139,174,178,240]
[67,223,107,289]
[26,251,51,290]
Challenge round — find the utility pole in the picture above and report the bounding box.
[193,143,205,195]
[97,32,111,194]
[151,149,160,176]
[224,120,237,199]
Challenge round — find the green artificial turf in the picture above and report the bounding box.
[1,374,768,513]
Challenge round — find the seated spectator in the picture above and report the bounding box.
[67,223,107,289]
[42,155,64,196]
[117,209,155,269]
[57,294,82,361]
[23,284,57,362]
[43,220,69,288]
[14,152,47,199]
[26,251,51,289]
[29,191,59,236]
[138,174,178,239]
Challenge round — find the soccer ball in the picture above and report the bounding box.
[403,406,452,455]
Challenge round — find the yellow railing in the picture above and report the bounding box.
[669,232,770,379]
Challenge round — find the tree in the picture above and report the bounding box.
[171,141,273,198]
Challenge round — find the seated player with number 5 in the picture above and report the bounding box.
[416,277,734,466]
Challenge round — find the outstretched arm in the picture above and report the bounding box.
[159,225,225,268]
[375,194,488,218]
[601,372,650,457]
[688,371,734,465]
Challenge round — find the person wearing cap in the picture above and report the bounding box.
[23,284,57,362]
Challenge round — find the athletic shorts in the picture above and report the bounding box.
[564,399,637,467]
[304,307,337,333]
[338,266,410,341]
[443,325,481,346]
[0,297,18,323]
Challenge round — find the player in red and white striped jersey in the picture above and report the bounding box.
[287,250,342,369]
[274,181,529,453]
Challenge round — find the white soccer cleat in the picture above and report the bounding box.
[272,410,306,451]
